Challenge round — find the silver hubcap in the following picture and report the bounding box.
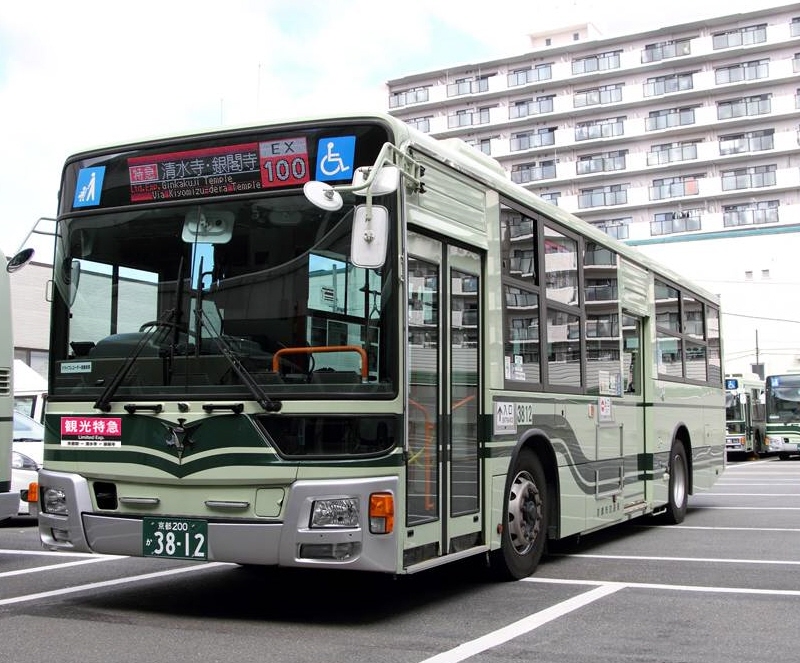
[671,452,687,507]
[507,470,542,555]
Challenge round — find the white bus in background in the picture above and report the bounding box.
[13,359,47,423]
[1,248,35,521]
[724,374,766,458]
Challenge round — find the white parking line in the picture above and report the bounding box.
[0,562,228,607]
[0,556,119,578]
[557,553,800,565]
[526,576,800,597]
[417,583,623,663]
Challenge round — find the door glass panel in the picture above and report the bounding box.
[407,256,439,525]
[451,263,479,516]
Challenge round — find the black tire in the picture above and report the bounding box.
[662,442,688,524]
[490,448,549,580]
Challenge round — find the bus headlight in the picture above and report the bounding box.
[767,436,784,451]
[310,498,359,528]
[41,487,69,516]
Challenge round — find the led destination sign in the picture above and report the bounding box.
[127,137,310,202]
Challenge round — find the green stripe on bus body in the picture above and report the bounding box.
[45,447,404,478]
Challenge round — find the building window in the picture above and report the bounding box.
[721,165,776,191]
[578,184,628,209]
[647,141,699,166]
[645,107,695,131]
[539,192,561,206]
[572,50,621,74]
[718,129,774,155]
[406,116,431,132]
[792,17,800,37]
[712,24,767,49]
[576,150,627,175]
[507,64,552,86]
[511,161,556,184]
[643,72,694,97]
[389,86,430,108]
[717,94,771,119]
[591,218,630,240]
[574,83,624,108]
[651,210,701,236]
[447,74,492,97]
[509,96,554,119]
[510,128,556,151]
[575,116,625,141]
[650,175,701,200]
[641,38,692,63]
[715,60,769,84]
[447,107,491,128]
[722,200,779,227]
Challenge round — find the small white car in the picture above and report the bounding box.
[11,410,44,516]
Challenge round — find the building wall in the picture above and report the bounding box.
[387,3,800,376]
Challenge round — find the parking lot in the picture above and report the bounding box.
[1,456,799,663]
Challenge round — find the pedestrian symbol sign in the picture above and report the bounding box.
[73,166,106,208]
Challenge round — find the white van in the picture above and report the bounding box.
[13,359,47,422]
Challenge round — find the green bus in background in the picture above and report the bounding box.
[765,373,800,460]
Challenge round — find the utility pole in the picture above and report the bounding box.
[752,329,764,379]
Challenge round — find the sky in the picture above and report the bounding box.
[0,0,777,256]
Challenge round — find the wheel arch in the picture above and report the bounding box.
[513,428,561,540]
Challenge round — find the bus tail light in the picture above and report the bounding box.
[369,492,394,534]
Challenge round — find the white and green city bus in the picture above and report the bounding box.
[34,112,725,578]
[724,374,766,458]
[765,373,800,460]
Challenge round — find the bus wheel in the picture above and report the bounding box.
[491,448,548,580]
[662,442,688,524]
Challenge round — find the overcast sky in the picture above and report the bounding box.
[0,0,776,255]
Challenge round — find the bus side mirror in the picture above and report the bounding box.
[6,248,34,273]
[351,205,388,269]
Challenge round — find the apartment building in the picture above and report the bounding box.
[386,4,800,376]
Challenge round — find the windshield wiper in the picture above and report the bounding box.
[93,307,177,412]
[94,258,188,413]
[198,307,282,413]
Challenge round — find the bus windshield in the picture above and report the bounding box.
[51,195,397,403]
[766,374,800,423]
[725,391,745,433]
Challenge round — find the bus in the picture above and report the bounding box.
[724,374,766,458]
[764,373,800,460]
[33,112,725,579]
[1,248,35,521]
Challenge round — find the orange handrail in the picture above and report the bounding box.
[272,345,368,379]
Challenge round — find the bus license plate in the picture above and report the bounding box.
[142,517,208,560]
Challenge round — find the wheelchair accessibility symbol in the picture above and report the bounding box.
[315,135,356,181]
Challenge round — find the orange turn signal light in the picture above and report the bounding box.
[369,492,394,534]
[26,481,39,503]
